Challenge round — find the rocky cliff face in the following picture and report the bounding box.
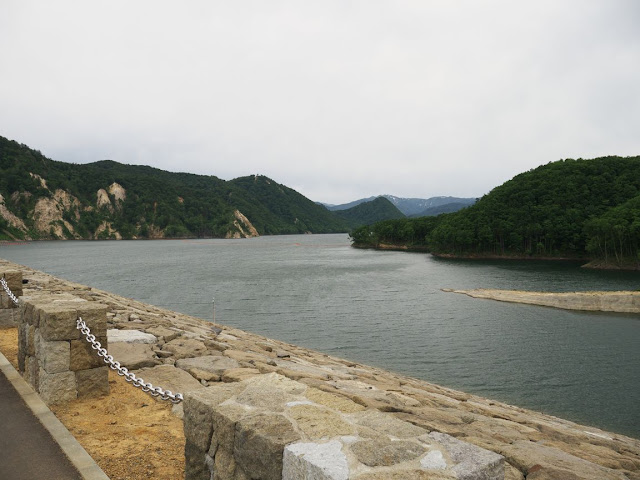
[0,172,255,240]
[226,210,259,239]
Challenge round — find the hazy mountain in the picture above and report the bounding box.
[333,197,405,229]
[409,200,476,217]
[325,195,476,216]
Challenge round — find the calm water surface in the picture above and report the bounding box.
[2,234,639,438]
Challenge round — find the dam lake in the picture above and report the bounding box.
[1,234,639,439]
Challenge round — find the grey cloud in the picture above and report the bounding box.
[1,0,639,204]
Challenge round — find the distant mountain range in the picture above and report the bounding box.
[0,135,476,240]
[323,195,476,217]
[332,197,404,229]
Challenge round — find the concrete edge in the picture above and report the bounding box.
[0,350,110,480]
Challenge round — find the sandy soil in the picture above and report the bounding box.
[0,328,185,480]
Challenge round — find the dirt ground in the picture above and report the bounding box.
[0,328,186,480]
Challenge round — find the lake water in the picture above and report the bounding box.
[1,234,639,439]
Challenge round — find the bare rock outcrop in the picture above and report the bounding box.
[0,193,28,234]
[96,188,112,211]
[445,288,640,313]
[33,189,81,238]
[226,210,259,238]
[108,182,126,203]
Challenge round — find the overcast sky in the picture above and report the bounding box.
[1,1,639,204]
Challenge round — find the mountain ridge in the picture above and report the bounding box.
[325,194,476,216]
[0,136,347,240]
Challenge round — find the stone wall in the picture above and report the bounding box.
[184,373,504,480]
[18,292,109,404]
[0,268,22,328]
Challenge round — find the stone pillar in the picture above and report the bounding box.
[183,373,504,480]
[18,292,109,404]
[0,268,22,328]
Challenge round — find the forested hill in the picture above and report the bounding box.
[333,197,405,229]
[351,156,640,268]
[0,136,347,240]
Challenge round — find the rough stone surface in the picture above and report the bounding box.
[289,404,355,438]
[18,291,109,403]
[162,337,207,359]
[306,388,365,413]
[76,366,110,398]
[70,337,107,371]
[145,325,181,341]
[40,339,70,374]
[184,374,506,480]
[499,440,628,480]
[352,471,454,479]
[76,303,108,337]
[176,354,239,376]
[234,413,301,480]
[350,439,426,467]
[24,355,39,390]
[108,342,160,369]
[430,432,504,480]
[421,450,448,470]
[40,305,81,341]
[0,308,18,327]
[133,364,205,394]
[185,368,220,382]
[107,328,157,344]
[354,409,428,438]
[38,368,77,404]
[0,269,23,308]
[221,367,261,383]
[283,440,349,480]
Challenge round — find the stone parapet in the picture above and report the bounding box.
[0,268,22,328]
[184,373,504,480]
[18,292,109,404]
[0,268,23,308]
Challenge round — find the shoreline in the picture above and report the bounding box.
[1,258,640,480]
[352,243,640,270]
[444,288,640,314]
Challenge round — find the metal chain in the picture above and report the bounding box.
[1,276,20,306]
[76,318,184,403]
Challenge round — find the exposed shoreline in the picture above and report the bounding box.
[444,288,640,314]
[352,243,640,270]
[1,257,640,480]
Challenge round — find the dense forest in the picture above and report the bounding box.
[0,136,346,240]
[351,156,640,268]
[333,197,404,229]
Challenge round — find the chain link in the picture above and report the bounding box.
[1,276,20,306]
[76,318,184,403]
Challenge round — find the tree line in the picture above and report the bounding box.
[351,156,640,267]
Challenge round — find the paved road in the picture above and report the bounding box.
[0,369,83,480]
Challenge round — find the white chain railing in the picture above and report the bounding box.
[1,276,20,306]
[1,275,183,403]
[76,318,184,403]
